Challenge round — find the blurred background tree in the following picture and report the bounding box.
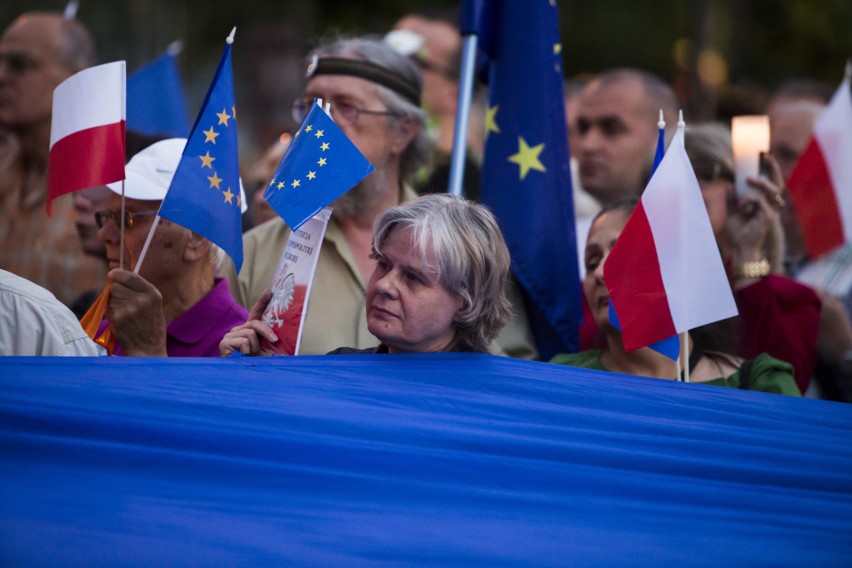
[3,0,851,161]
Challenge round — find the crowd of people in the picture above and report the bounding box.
[1,9,850,402]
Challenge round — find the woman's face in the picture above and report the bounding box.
[583,209,630,330]
[366,227,464,353]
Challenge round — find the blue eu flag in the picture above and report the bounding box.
[464,0,581,358]
[157,41,243,270]
[127,48,190,138]
[263,102,374,231]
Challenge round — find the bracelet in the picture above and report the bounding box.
[731,258,770,279]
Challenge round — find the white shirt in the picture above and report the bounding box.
[0,269,102,356]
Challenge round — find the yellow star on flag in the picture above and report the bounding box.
[314,129,324,139]
[203,126,219,144]
[291,179,301,188]
[199,151,215,169]
[232,106,237,119]
[307,171,316,180]
[318,157,327,167]
[485,105,500,138]
[508,137,546,180]
[207,172,223,189]
[223,187,235,204]
[216,108,232,126]
[277,181,285,189]
[268,178,277,188]
[305,125,313,132]
[320,142,330,151]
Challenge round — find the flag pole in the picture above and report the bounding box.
[119,180,126,270]
[682,331,690,383]
[447,33,479,197]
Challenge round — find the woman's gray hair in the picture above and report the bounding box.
[309,37,432,187]
[684,122,735,180]
[372,194,513,353]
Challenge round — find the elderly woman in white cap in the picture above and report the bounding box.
[94,138,247,356]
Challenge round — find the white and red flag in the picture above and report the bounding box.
[603,120,738,352]
[47,61,126,215]
[787,62,852,259]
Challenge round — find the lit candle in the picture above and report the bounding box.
[731,115,770,197]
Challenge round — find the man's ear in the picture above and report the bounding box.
[390,116,420,154]
[184,232,212,262]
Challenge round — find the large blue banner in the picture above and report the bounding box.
[2,355,851,565]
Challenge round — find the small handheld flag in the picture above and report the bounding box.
[156,29,243,270]
[604,117,738,352]
[263,101,374,231]
[47,61,126,215]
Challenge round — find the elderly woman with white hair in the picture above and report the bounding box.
[220,194,512,355]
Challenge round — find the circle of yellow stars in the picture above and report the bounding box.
[267,120,332,193]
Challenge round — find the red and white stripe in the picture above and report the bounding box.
[47,61,126,215]
[787,65,852,259]
[603,124,738,352]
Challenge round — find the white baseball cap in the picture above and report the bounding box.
[107,138,246,213]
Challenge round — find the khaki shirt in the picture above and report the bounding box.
[221,187,537,358]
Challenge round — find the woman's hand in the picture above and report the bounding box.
[726,154,787,271]
[219,289,278,357]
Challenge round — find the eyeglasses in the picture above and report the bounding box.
[0,52,41,74]
[292,98,399,125]
[94,209,158,230]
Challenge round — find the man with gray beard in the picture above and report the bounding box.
[221,38,432,353]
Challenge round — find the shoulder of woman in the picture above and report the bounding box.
[549,349,604,369]
[738,353,801,396]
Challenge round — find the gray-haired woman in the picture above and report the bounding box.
[220,194,512,355]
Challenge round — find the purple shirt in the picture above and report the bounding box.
[99,278,248,357]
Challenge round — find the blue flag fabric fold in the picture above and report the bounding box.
[157,43,243,271]
[127,50,190,138]
[468,0,581,358]
[263,103,374,231]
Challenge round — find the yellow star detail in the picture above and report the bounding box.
[232,106,237,119]
[305,125,313,133]
[207,172,223,189]
[554,43,562,55]
[223,187,235,204]
[508,137,546,180]
[317,157,327,167]
[203,126,219,144]
[314,129,324,139]
[320,142,330,151]
[307,171,316,180]
[199,151,215,169]
[485,105,500,137]
[291,179,301,188]
[216,108,232,126]
[268,178,277,188]
[277,181,285,189]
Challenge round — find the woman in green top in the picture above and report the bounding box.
[550,199,800,396]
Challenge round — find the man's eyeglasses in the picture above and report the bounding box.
[94,209,158,230]
[292,98,399,125]
[0,52,41,74]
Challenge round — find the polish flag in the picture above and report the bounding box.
[603,122,738,352]
[47,61,126,215]
[786,64,852,259]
